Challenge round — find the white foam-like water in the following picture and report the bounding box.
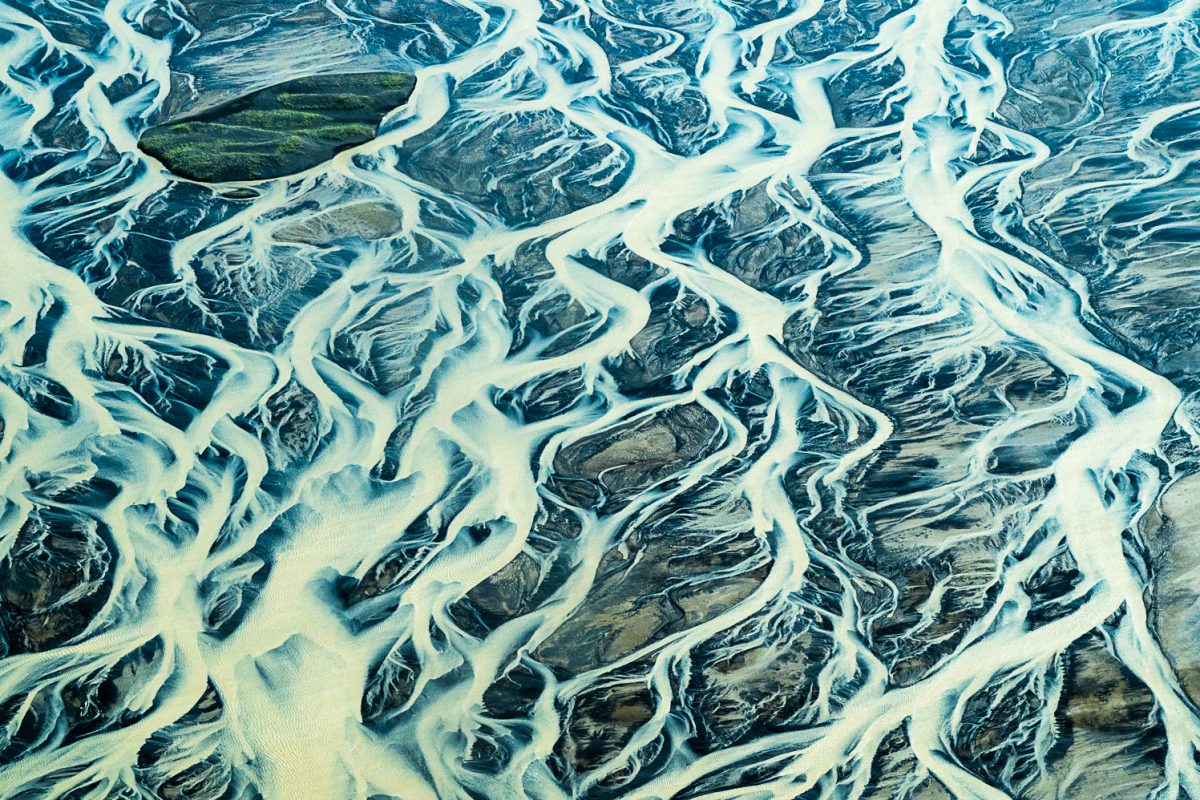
[1,0,1200,798]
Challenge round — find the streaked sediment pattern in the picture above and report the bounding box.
[2,0,1200,798]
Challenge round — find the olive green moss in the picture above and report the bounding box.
[224,109,328,128]
[313,123,376,141]
[278,92,374,111]
[138,71,416,182]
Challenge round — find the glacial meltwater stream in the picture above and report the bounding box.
[3,0,1200,798]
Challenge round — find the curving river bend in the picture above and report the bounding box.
[3,1,1200,798]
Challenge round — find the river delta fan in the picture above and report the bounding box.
[2,0,1200,799]
[138,72,416,182]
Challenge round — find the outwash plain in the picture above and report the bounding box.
[2,1,1200,799]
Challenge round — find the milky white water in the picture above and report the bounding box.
[2,0,1200,798]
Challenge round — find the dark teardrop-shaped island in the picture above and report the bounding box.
[139,71,416,183]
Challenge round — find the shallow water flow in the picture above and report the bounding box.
[2,0,1200,798]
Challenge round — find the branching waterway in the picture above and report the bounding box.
[3,0,1200,798]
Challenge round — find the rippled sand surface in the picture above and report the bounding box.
[3,1,1200,798]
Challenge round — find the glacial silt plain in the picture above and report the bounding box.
[1,0,1200,799]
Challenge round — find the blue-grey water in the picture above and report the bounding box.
[2,0,1200,798]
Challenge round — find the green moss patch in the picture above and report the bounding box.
[139,71,416,182]
[278,92,374,111]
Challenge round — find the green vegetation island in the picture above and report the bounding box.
[139,71,416,182]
